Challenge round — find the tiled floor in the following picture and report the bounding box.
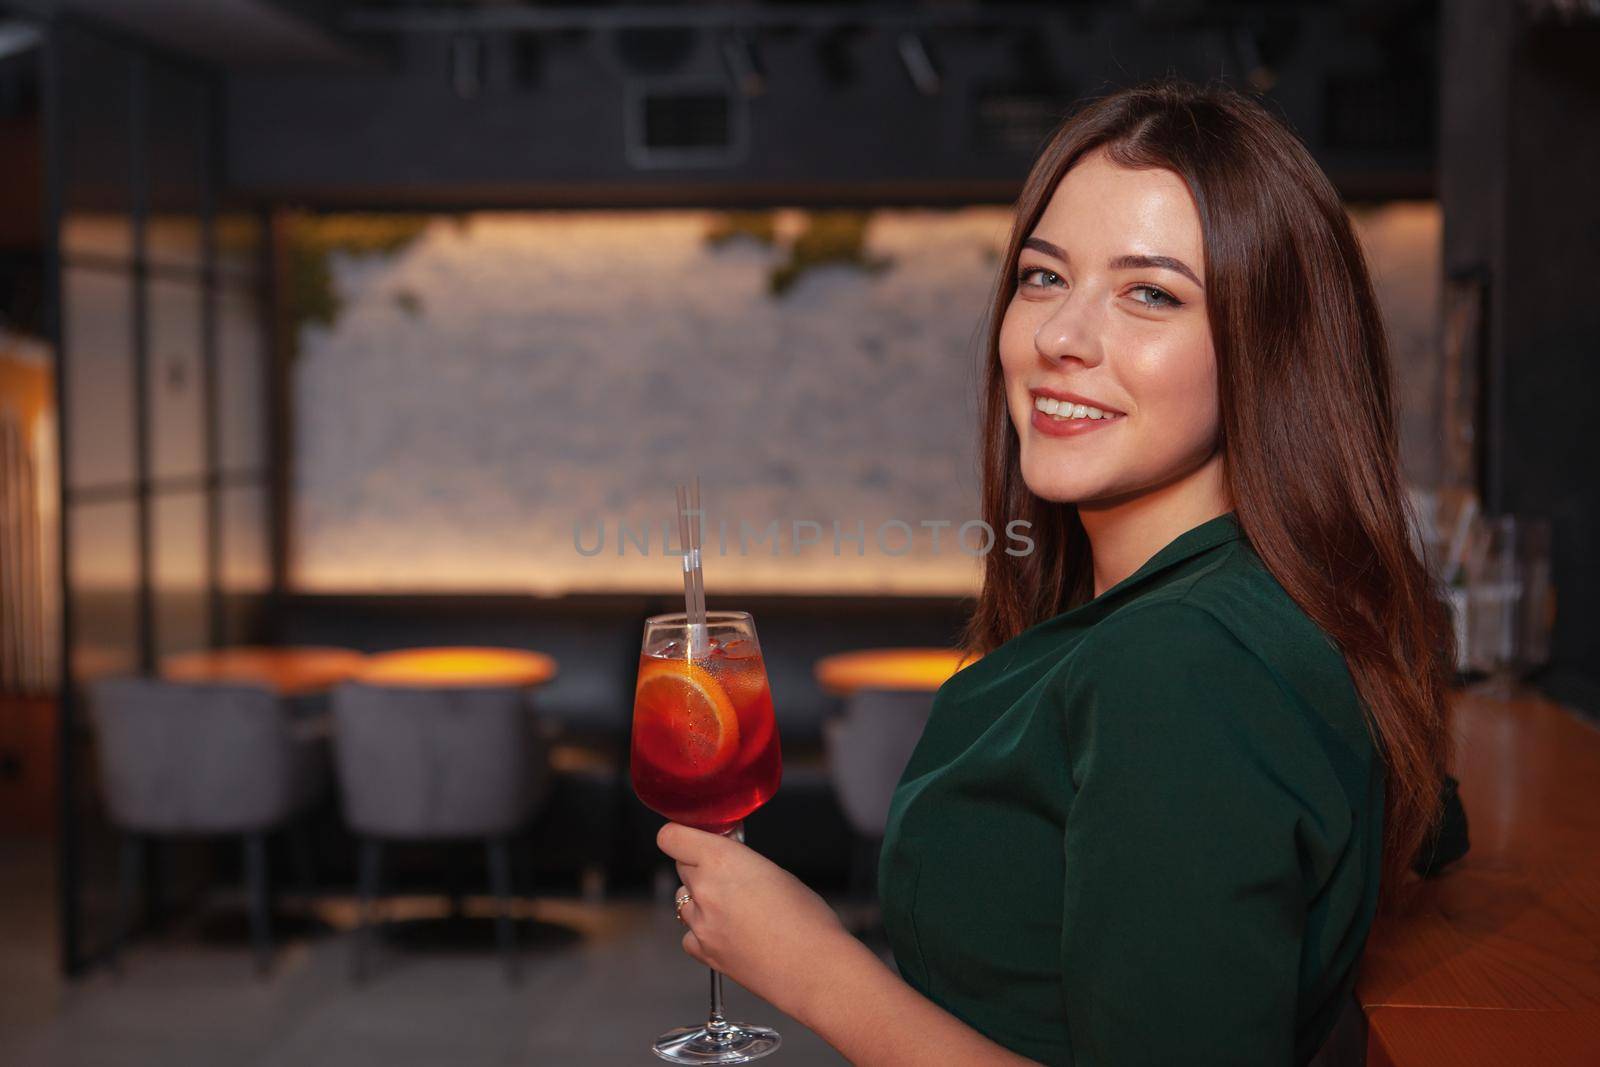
[1,839,886,1066]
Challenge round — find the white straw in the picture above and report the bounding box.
[675,482,708,657]
[675,486,696,656]
[688,477,708,656]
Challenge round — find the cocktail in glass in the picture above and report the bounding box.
[632,610,783,1063]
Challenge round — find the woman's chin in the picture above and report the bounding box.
[1019,470,1109,506]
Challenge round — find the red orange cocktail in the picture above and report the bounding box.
[632,614,782,835]
[632,608,784,1063]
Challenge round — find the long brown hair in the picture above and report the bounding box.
[965,79,1454,913]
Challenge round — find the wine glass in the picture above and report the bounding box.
[632,610,784,1063]
[1464,514,1554,697]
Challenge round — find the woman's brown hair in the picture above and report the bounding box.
[965,78,1454,913]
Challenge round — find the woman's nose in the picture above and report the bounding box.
[1033,300,1104,368]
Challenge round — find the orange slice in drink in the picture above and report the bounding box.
[634,659,742,779]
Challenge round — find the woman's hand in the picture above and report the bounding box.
[658,822,1039,1066]
[656,821,850,1019]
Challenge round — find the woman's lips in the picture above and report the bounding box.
[1030,407,1124,438]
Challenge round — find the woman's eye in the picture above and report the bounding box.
[1129,284,1181,309]
[1016,266,1061,289]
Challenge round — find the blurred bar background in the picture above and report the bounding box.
[0,1,1597,1064]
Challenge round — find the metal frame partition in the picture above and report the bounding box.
[43,16,277,976]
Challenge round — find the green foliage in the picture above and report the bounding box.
[704,210,779,248]
[769,211,891,296]
[285,213,432,355]
[704,209,893,296]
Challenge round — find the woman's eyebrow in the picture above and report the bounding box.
[1022,236,1204,291]
[1108,253,1204,290]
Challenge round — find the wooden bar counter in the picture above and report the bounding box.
[1357,683,1600,1065]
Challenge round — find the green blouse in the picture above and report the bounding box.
[878,512,1383,1066]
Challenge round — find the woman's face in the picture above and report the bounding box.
[999,148,1219,508]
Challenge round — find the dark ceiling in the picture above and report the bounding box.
[20,1,1437,71]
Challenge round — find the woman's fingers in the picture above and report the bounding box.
[661,823,737,896]
[656,821,736,866]
[681,928,706,965]
[676,884,709,965]
[657,821,705,862]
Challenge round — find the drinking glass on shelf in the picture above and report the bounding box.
[1464,515,1518,683]
[1512,516,1554,676]
[632,610,783,1063]
[1464,514,1555,695]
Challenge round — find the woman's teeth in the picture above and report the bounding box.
[1034,395,1121,421]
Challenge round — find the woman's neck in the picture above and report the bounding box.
[1078,449,1232,599]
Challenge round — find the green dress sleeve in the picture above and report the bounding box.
[1058,602,1327,1066]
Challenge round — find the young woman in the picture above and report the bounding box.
[656,80,1455,1066]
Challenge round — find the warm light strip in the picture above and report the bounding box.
[814,647,969,695]
[356,646,558,688]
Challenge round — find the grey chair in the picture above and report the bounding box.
[330,682,553,983]
[822,689,935,902]
[88,676,331,974]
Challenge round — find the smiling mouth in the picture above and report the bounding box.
[1032,395,1125,422]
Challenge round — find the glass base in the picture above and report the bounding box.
[651,1022,782,1063]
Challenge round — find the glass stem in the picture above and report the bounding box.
[707,967,731,1042]
[704,820,746,1045]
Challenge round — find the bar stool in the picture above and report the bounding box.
[88,676,331,975]
[331,647,557,984]
[814,647,964,933]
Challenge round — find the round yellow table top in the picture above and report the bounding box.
[813,647,969,696]
[355,647,558,689]
[161,646,366,696]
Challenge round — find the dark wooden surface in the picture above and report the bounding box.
[1358,684,1600,1063]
